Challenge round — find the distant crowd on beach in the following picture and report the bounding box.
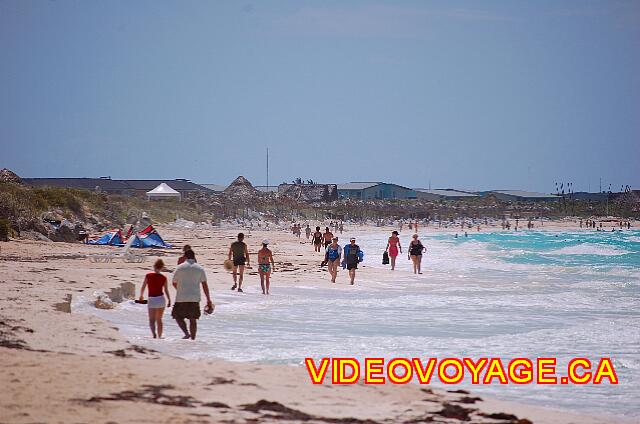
[293,220,428,278]
[580,219,632,231]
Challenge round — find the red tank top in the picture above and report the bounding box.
[146,273,166,297]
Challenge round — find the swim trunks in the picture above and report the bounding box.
[171,302,201,320]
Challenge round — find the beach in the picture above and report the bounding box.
[3,0,639,421]
[1,221,638,423]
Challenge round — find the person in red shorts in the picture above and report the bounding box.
[139,259,172,338]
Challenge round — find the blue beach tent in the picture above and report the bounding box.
[88,225,171,249]
[88,230,124,246]
[129,225,172,248]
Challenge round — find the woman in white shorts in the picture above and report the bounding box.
[139,259,171,338]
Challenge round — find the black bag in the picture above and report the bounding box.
[382,251,389,265]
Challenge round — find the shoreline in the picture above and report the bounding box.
[1,222,636,423]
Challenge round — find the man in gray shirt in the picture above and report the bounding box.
[172,249,213,340]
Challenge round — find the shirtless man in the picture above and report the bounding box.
[229,233,250,292]
[311,226,323,252]
[257,240,275,295]
[305,224,311,239]
[323,227,334,248]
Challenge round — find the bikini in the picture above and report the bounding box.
[259,252,271,273]
[259,263,271,273]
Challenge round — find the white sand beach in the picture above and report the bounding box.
[1,221,637,423]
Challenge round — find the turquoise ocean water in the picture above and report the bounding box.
[77,229,640,418]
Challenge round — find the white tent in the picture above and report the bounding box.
[146,183,181,200]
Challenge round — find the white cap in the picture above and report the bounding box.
[262,239,269,245]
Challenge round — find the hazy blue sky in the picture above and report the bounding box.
[1,0,639,192]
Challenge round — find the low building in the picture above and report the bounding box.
[337,182,416,200]
[122,179,212,196]
[414,189,479,201]
[22,177,133,194]
[201,184,226,193]
[572,192,610,202]
[483,190,560,202]
[23,177,212,196]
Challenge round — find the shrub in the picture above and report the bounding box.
[33,188,84,215]
[0,218,11,241]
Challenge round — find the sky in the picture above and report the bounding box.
[1,0,639,193]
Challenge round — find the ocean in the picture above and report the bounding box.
[75,228,640,418]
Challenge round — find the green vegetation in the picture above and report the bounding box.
[0,182,214,234]
[0,182,92,216]
[0,181,636,240]
[0,218,12,241]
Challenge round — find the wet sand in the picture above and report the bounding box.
[0,220,633,423]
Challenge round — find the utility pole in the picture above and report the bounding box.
[266,147,269,193]
[599,177,602,193]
